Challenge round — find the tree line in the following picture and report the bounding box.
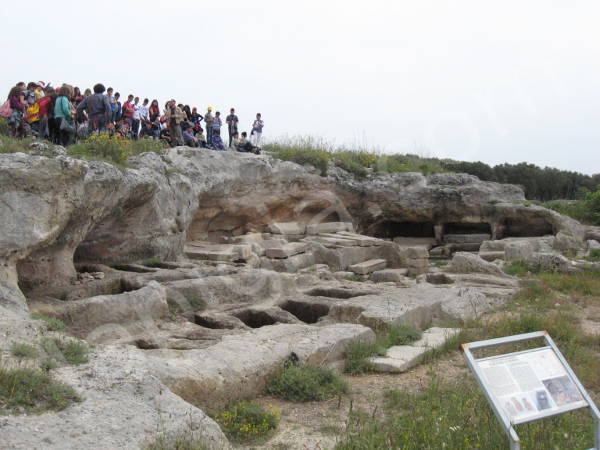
[437,160,600,201]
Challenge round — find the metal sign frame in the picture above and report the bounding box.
[462,331,600,450]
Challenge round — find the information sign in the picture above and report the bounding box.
[462,331,600,450]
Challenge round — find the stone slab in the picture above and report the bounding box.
[370,268,408,283]
[306,222,354,235]
[269,222,306,235]
[349,259,387,275]
[369,327,460,373]
[265,242,307,259]
[184,245,237,262]
[478,251,505,262]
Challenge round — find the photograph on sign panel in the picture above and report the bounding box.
[498,389,554,420]
[542,375,583,406]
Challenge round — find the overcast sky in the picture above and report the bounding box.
[4,1,599,174]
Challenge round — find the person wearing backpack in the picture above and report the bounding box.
[54,85,75,146]
[76,83,113,134]
[6,86,26,138]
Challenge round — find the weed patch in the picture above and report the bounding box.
[11,343,39,359]
[0,368,80,414]
[40,338,89,366]
[265,364,348,402]
[30,314,66,331]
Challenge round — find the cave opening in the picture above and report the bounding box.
[504,218,554,237]
[444,222,492,235]
[279,299,330,324]
[371,221,435,239]
[230,309,277,328]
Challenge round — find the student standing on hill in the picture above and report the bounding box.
[114,92,122,122]
[107,87,117,122]
[122,94,135,130]
[251,113,264,146]
[75,83,112,134]
[166,100,185,146]
[212,111,222,140]
[131,96,141,140]
[226,108,239,148]
[54,84,75,146]
[204,106,214,145]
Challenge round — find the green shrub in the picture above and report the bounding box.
[30,314,66,331]
[265,364,348,402]
[11,343,38,359]
[40,338,89,366]
[40,359,58,372]
[214,401,279,442]
[68,134,166,166]
[0,368,80,414]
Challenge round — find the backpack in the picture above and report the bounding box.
[0,100,11,118]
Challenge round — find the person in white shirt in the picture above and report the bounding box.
[251,113,264,146]
[137,98,150,138]
[131,96,141,140]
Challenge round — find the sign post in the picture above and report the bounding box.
[462,331,600,450]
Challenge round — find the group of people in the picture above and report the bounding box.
[2,81,265,153]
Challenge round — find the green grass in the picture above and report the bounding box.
[146,434,207,450]
[0,135,40,153]
[30,314,66,331]
[11,343,38,359]
[40,338,89,366]
[504,260,533,277]
[0,368,80,414]
[214,401,279,443]
[142,257,163,268]
[587,248,600,261]
[337,376,594,450]
[265,364,349,402]
[344,325,422,374]
[264,136,446,178]
[68,134,166,166]
[186,296,207,312]
[343,274,367,282]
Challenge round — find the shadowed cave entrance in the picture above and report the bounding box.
[371,221,435,239]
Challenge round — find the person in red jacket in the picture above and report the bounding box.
[121,94,135,131]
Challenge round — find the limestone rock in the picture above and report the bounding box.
[447,252,509,277]
[525,253,574,272]
[349,259,387,275]
[370,268,408,283]
[269,222,306,235]
[265,242,307,259]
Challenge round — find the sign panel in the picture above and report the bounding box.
[477,348,586,423]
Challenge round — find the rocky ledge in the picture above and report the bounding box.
[0,145,595,449]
